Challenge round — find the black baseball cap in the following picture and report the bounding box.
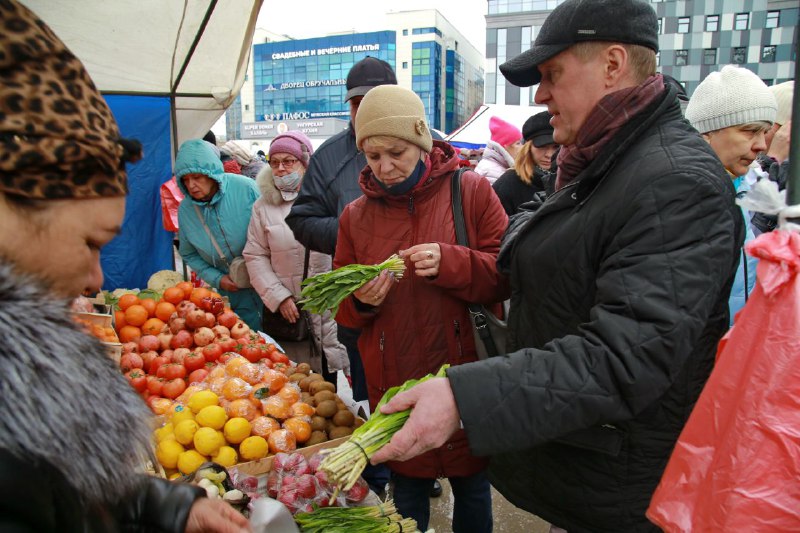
[522,111,556,147]
[500,0,659,87]
[345,56,397,102]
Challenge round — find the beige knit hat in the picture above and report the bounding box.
[355,85,433,152]
[770,81,794,126]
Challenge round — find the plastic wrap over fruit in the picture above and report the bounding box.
[647,229,800,532]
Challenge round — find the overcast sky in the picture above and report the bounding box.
[255,0,488,52]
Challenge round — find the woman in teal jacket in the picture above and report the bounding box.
[176,139,262,330]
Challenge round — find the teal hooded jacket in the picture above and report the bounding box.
[175,139,262,330]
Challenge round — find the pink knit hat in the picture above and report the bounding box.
[269,131,314,167]
[489,116,522,147]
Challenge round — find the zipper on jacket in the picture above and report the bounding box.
[379,331,386,393]
[407,194,415,215]
[454,320,463,360]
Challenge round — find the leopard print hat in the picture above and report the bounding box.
[0,0,127,200]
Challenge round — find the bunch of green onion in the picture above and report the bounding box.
[299,254,406,316]
[319,365,449,498]
[294,500,418,533]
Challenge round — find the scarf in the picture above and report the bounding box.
[372,158,427,196]
[555,74,665,191]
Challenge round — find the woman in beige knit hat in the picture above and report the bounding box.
[332,85,509,532]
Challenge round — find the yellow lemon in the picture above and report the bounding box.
[195,405,228,430]
[188,390,220,414]
[212,445,238,468]
[155,440,185,470]
[154,423,175,443]
[174,419,200,446]
[223,417,252,445]
[171,405,195,425]
[193,426,225,456]
[168,472,183,480]
[239,436,269,461]
[177,449,207,475]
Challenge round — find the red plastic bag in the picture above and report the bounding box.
[160,176,184,233]
[647,230,800,532]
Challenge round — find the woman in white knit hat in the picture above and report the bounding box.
[685,65,777,324]
[332,85,509,532]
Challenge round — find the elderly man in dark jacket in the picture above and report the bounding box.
[371,0,744,531]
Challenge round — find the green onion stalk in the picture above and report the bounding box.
[299,254,406,317]
[294,499,418,533]
[318,365,450,501]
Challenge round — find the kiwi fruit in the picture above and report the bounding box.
[328,426,354,439]
[310,415,327,432]
[313,390,336,404]
[288,372,306,383]
[332,409,355,427]
[315,399,337,418]
[296,363,312,375]
[353,417,365,429]
[301,392,315,406]
[309,380,335,395]
[306,430,328,446]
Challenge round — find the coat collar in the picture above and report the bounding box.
[255,164,285,206]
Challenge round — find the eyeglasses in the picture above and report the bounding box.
[269,157,299,169]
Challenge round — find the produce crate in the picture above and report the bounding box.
[229,435,350,478]
[74,311,122,364]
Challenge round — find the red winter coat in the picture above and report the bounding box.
[334,141,509,479]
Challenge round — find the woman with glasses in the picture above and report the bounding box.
[244,132,349,384]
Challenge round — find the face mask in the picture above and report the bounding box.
[375,159,427,196]
[273,171,302,201]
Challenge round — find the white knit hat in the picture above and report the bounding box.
[770,81,794,126]
[686,65,777,134]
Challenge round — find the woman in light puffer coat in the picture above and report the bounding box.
[244,132,349,379]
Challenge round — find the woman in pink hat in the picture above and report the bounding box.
[474,116,523,184]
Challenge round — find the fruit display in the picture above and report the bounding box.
[73,313,120,343]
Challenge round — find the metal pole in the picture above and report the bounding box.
[785,17,799,207]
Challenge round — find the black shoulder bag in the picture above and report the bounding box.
[451,169,507,359]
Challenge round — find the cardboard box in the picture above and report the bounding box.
[229,436,350,478]
[74,311,122,364]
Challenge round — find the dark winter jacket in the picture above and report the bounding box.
[286,126,365,256]
[334,141,509,479]
[447,86,744,532]
[0,262,203,531]
[492,166,552,216]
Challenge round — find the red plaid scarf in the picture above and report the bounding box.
[555,75,665,191]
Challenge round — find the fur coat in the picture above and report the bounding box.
[0,261,202,531]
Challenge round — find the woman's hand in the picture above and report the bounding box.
[219,275,238,292]
[399,243,441,278]
[184,498,251,533]
[353,270,396,306]
[279,297,300,323]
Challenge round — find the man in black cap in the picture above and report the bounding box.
[285,55,398,496]
[370,0,744,529]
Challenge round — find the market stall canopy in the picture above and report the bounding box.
[446,102,548,149]
[20,0,262,148]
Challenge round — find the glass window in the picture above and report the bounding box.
[655,51,660,66]
[765,11,779,29]
[732,46,747,64]
[703,48,717,65]
[761,45,777,62]
[402,61,408,69]
[675,49,688,66]
[734,13,749,30]
[403,29,408,36]
[705,15,719,32]
[657,18,663,34]
[244,104,249,111]
[678,17,690,33]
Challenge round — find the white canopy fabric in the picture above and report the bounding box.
[446,103,549,147]
[21,0,263,149]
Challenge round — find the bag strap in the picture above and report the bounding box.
[193,203,230,267]
[450,169,499,358]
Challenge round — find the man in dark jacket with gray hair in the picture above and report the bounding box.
[371,0,743,530]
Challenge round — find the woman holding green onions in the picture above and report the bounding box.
[332,85,509,532]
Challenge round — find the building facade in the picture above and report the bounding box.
[226,10,484,144]
[485,0,796,102]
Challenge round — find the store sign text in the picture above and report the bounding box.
[271,43,380,61]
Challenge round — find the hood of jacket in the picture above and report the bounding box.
[174,139,229,205]
[0,262,153,507]
[358,140,460,201]
[255,164,285,206]
[482,139,515,168]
